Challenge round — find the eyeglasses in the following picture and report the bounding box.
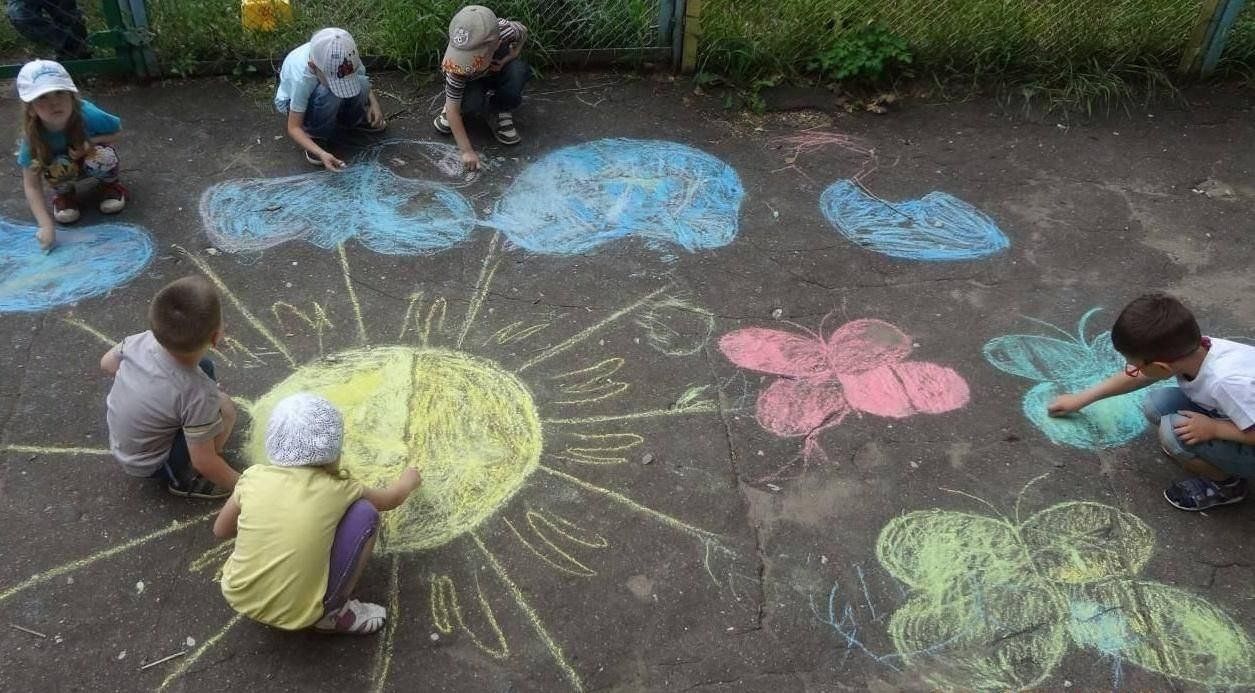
[1123,337,1212,378]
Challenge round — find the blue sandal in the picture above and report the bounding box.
[1164,476,1247,511]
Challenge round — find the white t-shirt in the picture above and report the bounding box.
[1178,338,1255,430]
[273,42,370,113]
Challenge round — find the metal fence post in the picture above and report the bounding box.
[1181,0,1248,75]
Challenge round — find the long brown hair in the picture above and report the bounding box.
[21,92,89,170]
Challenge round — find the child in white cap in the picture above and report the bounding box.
[213,392,421,634]
[274,27,386,171]
[15,59,126,252]
[433,5,531,171]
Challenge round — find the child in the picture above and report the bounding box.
[102,275,238,500]
[275,27,386,171]
[213,393,421,634]
[1049,293,1255,511]
[433,5,531,172]
[16,59,126,252]
[6,0,91,61]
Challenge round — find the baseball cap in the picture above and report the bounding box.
[309,28,363,99]
[16,60,78,103]
[442,5,499,76]
[265,392,345,467]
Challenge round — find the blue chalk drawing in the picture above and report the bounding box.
[0,220,154,313]
[983,308,1167,450]
[488,139,744,255]
[820,180,1009,261]
[200,159,476,255]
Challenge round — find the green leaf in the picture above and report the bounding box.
[889,576,1068,690]
[1020,502,1153,584]
[876,510,1030,600]
[1067,580,1255,686]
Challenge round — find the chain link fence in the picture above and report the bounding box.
[142,0,672,73]
[699,0,1217,80]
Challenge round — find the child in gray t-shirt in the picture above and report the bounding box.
[102,276,239,499]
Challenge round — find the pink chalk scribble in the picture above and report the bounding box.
[719,316,969,479]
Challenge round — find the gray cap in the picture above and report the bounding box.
[442,5,499,76]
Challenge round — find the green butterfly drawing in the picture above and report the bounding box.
[875,488,1255,689]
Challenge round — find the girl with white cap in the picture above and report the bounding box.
[15,59,126,252]
[212,392,421,634]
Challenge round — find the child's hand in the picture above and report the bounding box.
[1047,393,1086,417]
[461,149,480,172]
[319,151,346,172]
[367,102,386,129]
[35,224,56,253]
[1173,411,1219,445]
[399,467,422,491]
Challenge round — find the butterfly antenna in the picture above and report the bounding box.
[939,487,1005,518]
[1076,307,1104,341]
[1016,314,1077,342]
[1013,472,1052,524]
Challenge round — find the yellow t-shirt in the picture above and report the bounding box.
[220,465,364,630]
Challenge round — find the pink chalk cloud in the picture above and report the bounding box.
[719,317,969,475]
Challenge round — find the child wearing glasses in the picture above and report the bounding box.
[1049,293,1255,511]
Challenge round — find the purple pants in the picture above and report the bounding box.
[322,499,379,613]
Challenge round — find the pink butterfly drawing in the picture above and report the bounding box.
[719,316,970,479]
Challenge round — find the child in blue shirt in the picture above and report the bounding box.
[15,59,126,252]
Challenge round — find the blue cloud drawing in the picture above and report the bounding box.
[820,180,1009,261]
[489,138,744,255]
[200,160,476,255]
[0,220,154,313]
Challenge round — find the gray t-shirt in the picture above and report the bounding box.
[106,331,224,476]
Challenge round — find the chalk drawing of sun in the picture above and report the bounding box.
[0,232,751,692]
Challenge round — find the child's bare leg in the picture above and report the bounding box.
[214,393,237,455]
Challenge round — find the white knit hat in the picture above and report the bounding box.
[265,392,344,467]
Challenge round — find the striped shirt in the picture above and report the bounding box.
[444,18,526,103]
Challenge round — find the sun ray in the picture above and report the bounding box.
[0,513,214,604]
[63,316,234,367]
[158,613,243,691]
[484,321,549,347]
[503,517,596,577]
[548,432,643,465]
[188,541,233,578]
[1,444,110,456]
[535,465,719,544]
[543,402,720,426]
[455,232,502,350]
[271,301,334,356]
[421,298,447,346]
[175,244,296,368]
[336,243,369,345]
[220,335,268,368]
[370,555,401,693]
[398,291,424,340]
[429,573,509,658]
[548,358,628,405]
[515,285,673,374]
[471,531,584,691]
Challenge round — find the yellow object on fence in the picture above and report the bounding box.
[241,0,292,31]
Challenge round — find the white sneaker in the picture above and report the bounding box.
[313,598,386,634]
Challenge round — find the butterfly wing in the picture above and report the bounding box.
[826,318,914,374]
[719,328,830,377]
[840,362,970,418]
[982,334,1096,386]
[755,377,848,437]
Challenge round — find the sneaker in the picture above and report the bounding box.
[433,111,452,135]
[167,475,230,501]
[98,181,127,214]
[313,599,386,635]
[1164,476,1247,511]
[52,192,80,224]
[491,111,520,145]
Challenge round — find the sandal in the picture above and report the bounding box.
[313,598,386,634]
[492,111,520,145]
[1164,476,1247,511]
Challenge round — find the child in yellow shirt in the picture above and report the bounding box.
[212,393,420,633]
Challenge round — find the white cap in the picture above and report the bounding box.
[265,392,344,467]
[309,28,363,99]
[16,60,77,103]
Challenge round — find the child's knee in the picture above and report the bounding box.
[82,145,118,179]
[1158,414,1194,461]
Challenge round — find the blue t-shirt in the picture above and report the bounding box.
[274,42,371,114]
[17,99,121,168]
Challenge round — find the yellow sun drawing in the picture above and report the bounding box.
[0,232,752,692]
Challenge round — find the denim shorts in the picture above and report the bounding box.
[1142,387,1255,478]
